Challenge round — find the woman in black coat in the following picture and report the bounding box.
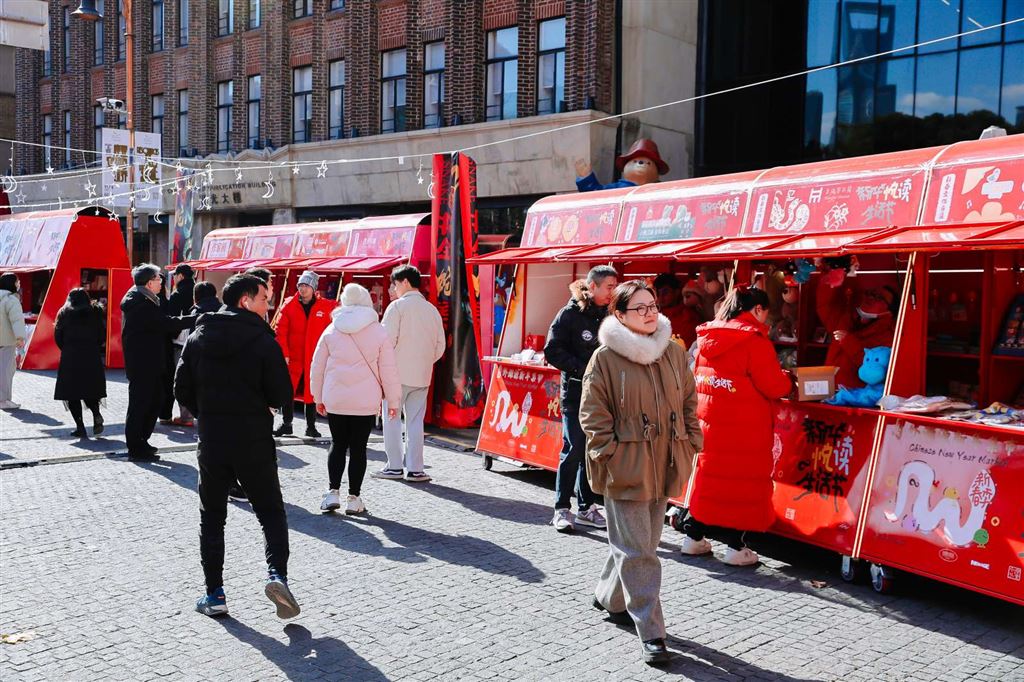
[54,288,107,438]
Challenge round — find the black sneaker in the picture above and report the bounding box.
[642,639,671,666]
[227,485,248,502]
[128,451,161,462]
[304,427,321,439]
[273,423,293,437]
[71,426,88,439]
[592,597,632,626]
[92,412,104,435]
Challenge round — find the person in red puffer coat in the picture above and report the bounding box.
[680,287,793,567]
[273,271,337,438]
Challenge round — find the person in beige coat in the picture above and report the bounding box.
[374,265,446,483]
[580,280,702,667]
[0,273,27,410]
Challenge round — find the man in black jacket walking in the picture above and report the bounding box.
[120,264,196,461]
[544,265,617,533]
[175,273,299,619]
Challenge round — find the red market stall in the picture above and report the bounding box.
[472,133,1024,606]
[0,207,131,369]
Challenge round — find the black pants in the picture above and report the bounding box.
[198,435,289,592]
[682,512,747,551]
[326,414,374,495]
[126,373,163,455]
[282,374,317,429]
[68,399,101,429]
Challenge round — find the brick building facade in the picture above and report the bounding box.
[15,0,615,173]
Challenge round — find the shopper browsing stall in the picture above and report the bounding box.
[53,288,106,438]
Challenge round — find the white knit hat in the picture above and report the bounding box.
[340,282,373,308]
[297,270,319,289]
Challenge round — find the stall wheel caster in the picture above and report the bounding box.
[869,563,896,594]
[839,555,866,583]
[481,454,493,471]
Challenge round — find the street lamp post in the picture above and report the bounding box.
[75,0,135,263]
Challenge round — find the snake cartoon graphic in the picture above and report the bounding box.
[883,461,996,547]
[768,190,811,232]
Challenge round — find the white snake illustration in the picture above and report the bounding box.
[489,390,530,436]
[884,461,995,547]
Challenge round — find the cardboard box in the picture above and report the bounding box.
[794,366,838,402]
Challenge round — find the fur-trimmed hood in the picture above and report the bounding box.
[332,304,379,334]
[598,314,673,365]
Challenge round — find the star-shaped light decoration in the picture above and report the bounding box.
[46,165,54,175]
[108,210,119,223]
[14,191,26,203]
[317,160,328,178]
[291,164,301,175]
[235,168,244,182]
[40,184,48,192]
[84,179,98,197]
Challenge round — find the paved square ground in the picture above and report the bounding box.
[1,438,1022,681]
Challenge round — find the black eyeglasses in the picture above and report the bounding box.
[626,303,660,316]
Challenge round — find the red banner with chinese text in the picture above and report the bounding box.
[477,363,563,471]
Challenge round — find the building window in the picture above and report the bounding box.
[330,0,345,9]
[328,60,345,139]
[117,111,127,129]
[64,111,72,167]
[537,17,565,115]
[423,42,445,128]
[118,1,126,61]
[94,105,103,154]
[178,89,189,154]
[292,66,312,142]
[42,114,52,168]
[43,49,51,77]
[152,94,164,138]
[63,8,71,71]
[381,48,407,133]
[218,0,233,36]
[94,18,104,65]
[247,75,261,147]
[178,0,188,46]
[217,81,233,152]
[152,0,164,51]
[249,0,260,29]
[294,0,313,19]
[486,27,518,121]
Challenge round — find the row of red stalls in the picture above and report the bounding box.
[471,134,1024,606]
[0,207,131,369]
[182,213,432,319]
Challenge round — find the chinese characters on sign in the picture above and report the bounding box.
[100,129,162,210]
[795,417,855,513]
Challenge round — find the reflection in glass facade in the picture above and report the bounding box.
[804,0,1024,159]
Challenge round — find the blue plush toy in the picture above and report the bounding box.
[793,258,816,284]
[826,346,891,407]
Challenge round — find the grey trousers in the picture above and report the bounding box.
[382,385,429,472]
[595,496,668,642]
[0,346,16,402]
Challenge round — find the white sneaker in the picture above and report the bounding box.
[0,400,20,410]
[553,509,575,533]
[320,489,341,513]
[679,537,713,556]
[722,547,759,566]
[345,495,366,516]
[575,504,607,529]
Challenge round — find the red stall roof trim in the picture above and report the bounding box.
[0,209,96,269]
[314,255,405,273]
[922,134,1024,226]
[292,221,357,259]
[522,187,631,248]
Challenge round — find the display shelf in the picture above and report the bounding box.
[992,353,1024,362]
[926,351,980,359]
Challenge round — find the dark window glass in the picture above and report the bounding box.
[875,56,915,117]
[294,0,313,18]
[118,1,126,60]
[43,49,51,77]
[537,18,565,115]
[179,0,189,45]
[94,19,104,65]
[178,89,189,154]
[152,0,165,51]
[486,27,518,121]
[330,0,345,9]
[804,69,838,152]
[836,61,877,154]
[1007,0,1024,41]
[960,0,1003,47]
[329,61,345,138]
[1002,43,1024,131]
[217,81,233,152]
[914,51,958,116]
[381,49,407,133]
[64,111,72,166]
[249,0,260,29]
[42,114,52,168]
[152,94,165,137]
[94,105,104,153]
[918,0,961,53]
[63,8,70,71]
[840,0,879,61]
[957,46,1000,114]
[807,0,840,66]
[293,66,313,142]
[878,0,916,55]
[247,75,261,147]
[423,43,444,127]
[218,0,233,36]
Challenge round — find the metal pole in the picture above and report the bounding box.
[124,0,134,262]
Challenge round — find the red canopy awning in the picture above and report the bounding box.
[843,220,1024,253]
[557,238,719,262]
[314,255,405,273]
[467,245,583,265]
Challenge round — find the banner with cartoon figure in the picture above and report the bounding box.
[860,422,1024,604]
[477,363,563,470]
[769,404,877,555]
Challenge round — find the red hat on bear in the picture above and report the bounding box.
[615,138,670,175]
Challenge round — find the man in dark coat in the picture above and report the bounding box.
[161,264,197,424]
[175,273,299,620]
[544,265,617,533]
[190,281,221,316]
[120,264,196,461]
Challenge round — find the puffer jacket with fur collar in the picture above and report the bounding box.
[580,314,703,501]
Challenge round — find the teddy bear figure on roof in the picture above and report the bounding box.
[574,138,669,192]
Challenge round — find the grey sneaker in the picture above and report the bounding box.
[553,509,575,533]
[575,505,607,529]
[265,575,300,619]
[371,468,404,480]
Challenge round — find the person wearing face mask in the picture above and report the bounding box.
[0,272,26,410]
[816,275,897,389]
[580,280,702,666]
[680,287,793,566]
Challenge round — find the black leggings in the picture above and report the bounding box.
[282,376,317,429]
[68,399,101,428]
[682,512,747,551]
[326,414,375,495]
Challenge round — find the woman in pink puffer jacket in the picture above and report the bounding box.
[310,283,401,516]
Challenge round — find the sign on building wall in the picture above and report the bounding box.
[101,128,162,210]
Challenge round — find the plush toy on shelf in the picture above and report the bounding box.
[826,346,891,407]
[575,138,669,192]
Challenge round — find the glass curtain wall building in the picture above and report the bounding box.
[697,0,1024,175]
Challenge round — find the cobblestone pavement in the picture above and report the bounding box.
[1,437,1022,681]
